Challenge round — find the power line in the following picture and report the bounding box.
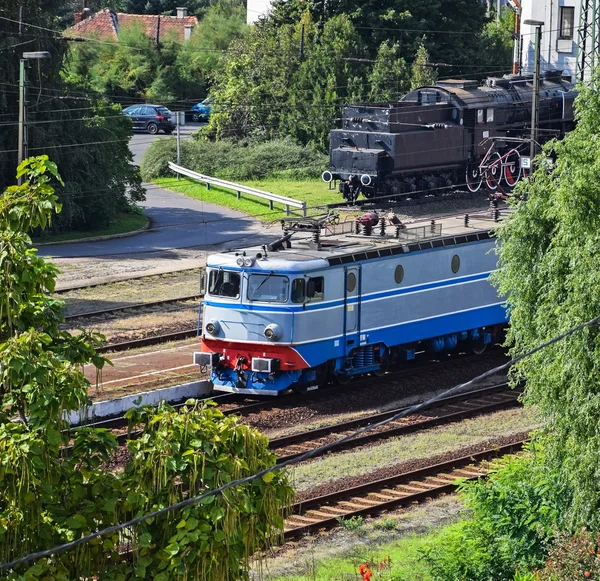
[2,311,599,571]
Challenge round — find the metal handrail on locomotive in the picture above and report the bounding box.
[194,211,508,395]
[322,70,577,202]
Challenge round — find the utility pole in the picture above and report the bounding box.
[524,20,544,167]
[176,112,181,179]
[156,15,161,50]
[17,58,26,177]
[17,51,51,185]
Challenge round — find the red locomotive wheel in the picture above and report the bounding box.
[485,152,502,190]
[503,149,522,187]
[465,163,482,192]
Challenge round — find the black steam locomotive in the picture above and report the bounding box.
[323,70,577,202]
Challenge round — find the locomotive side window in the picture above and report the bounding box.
[291,278,305,303]
[208,269,240,298]
[451,255,461,274]
[200,271,207,295]
[487,109,494,123]
[247,274,289,303]
[346,272,357,293]
[477,109,484,124]
[306,277,324,302]
[394,264,404,284]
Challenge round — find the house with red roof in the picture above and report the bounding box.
[67,6,198,43]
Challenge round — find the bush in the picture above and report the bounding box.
[140,136,327,182]
[538,529,600,581]
[421,445,571,581]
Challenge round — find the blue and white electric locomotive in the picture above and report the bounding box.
[194,213,507,395]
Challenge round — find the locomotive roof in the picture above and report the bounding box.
[206,211,501,272]
[401,72,575,110]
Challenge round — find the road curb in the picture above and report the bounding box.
[33,217,151,247]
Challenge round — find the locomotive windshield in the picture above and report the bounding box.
[247,274,289,303]
[208,269,240,298]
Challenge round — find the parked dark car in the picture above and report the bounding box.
[122,104,175,134]
[191,97,211,122]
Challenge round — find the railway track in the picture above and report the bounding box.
[283,439,524,539]
[272,383,520,464]
[63,294,201,321]
[76,349,504,432]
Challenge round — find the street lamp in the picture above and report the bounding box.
[523,19,544,167]
[18,51,50,183]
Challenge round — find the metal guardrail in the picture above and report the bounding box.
[168,162,307,216]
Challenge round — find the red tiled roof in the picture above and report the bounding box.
[67,8,198,43]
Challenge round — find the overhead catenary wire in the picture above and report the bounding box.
[2,312,600,572]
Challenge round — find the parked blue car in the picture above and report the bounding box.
[191,97,211,122]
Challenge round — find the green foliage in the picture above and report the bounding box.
[269,0,504,77]
[538,528,600,581]
[177,0,247,84]
[0,158,293,579]
[0,2,144,233]
[64,0,247,105]
[338,515,364,531]
[421,448,570,581]
[367,41,410,102]
[141,135,327,181]
[492,75,600,528]
[373,517,398,531]
[410,43,437,90]
[207,12,366,149]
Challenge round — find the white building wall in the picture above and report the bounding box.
[247,0,274,24]
[520,0,579,81]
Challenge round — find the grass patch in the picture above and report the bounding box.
[265,525,448,581]
[290,407,541,492]
[32,210,148,243]
[153,177,341,222]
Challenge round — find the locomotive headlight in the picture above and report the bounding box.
[360,174,372,186]
[243,257,254,267]
[322,170,333,183]
[205,319,221,335]
[236,257,245,266]
[264,323,282,341]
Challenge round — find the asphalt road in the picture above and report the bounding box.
[38,124,263,258]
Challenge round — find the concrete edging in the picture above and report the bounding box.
[67,379,212,426]
[34,218,150,247]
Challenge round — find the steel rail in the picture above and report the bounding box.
[273,383,521,464]
[63,294,201,321]
[283,440,525,538]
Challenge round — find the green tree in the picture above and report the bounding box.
[0,157,293,579]
[367,41,410,101]
[207,11,365,148]
[268,0,494,77]
[176,0,247,93]
[410,42,437,90]
[492,77,600,528]
[0,1,144,232]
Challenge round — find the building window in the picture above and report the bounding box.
[559,6,575,40]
